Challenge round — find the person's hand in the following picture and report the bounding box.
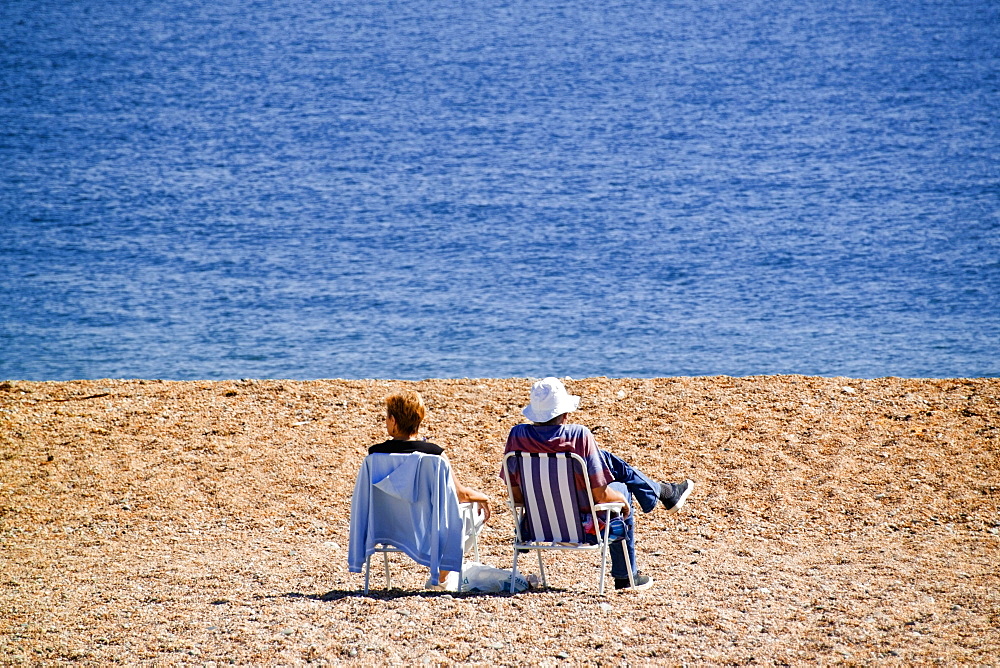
[456,481,491,522]
[593,484,630,518]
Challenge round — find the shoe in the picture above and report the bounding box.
[614,572,654,590]
[660,479,694,512]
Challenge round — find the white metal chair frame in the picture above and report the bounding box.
[362,501,483,594]
[502,451,635,595]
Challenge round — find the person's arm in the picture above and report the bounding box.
[592,483,630,518]
[455,480,491,522]
[508,484,523,505]
[576,427,629,517]
[442,454,491,521]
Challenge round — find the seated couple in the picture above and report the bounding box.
[365,379,694,591]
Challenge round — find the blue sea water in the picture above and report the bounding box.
[1,0,998,381]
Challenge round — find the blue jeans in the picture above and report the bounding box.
[599,450,662,580]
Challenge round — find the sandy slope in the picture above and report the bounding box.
[1,376,998,665]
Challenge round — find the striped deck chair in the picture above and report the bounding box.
[502,451,634,595]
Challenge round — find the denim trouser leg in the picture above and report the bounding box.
[607,481,637,579]
[599,450,662,513]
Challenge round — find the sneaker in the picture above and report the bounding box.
[660,479,695,512]
[614,572,654,590]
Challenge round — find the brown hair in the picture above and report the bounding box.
[385,391,426,437]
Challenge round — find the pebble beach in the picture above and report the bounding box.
[2,375,998,665]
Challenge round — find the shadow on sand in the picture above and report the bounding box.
[272,586,566,602]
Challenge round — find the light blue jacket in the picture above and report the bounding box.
[348,453,465,582]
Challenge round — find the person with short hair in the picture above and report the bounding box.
[502,377,694,591]
[367,390,491,589]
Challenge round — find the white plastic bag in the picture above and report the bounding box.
[460,562,531,593]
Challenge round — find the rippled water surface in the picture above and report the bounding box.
[2,0,998,380]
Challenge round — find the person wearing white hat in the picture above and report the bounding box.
[502,377,694,591]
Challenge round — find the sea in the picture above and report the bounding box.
[2,0,998,381]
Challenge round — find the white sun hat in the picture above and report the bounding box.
[522,377,581,423]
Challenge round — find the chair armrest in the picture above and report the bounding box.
[460,501,486,521]
[593,502,627,513]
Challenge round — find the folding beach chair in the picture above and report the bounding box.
[502,451,634,595]
[360,502,484,594]
[348,452,484,594]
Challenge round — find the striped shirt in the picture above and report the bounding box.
[501,423,614,493]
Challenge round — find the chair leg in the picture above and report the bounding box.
[598,544,607,595]
[363,555,372,595]
[621,540,634,588]
[598,512,612,595]
[510,548,520,595]
[536,550,547,588]
[461,502,483,563]
[382,550,392,589]
[598,511,635,594]
[598,543,635,593]
[622,510,635,589]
